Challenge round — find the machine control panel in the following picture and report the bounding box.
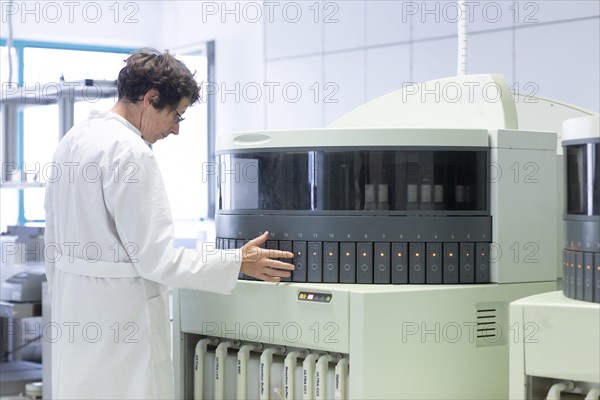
[562,250,600,303]
[297,291,332,303]
[217,238,491,284]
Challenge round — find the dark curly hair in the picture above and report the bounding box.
[117,48,200,109]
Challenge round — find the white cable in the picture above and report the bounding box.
[585,387,600,400]
[457,0,467,76]
[194,337,218,400]
[546,381,575,400]
[302,353,320,400]
[215,341,237,400]
[315,354,333,400]
[237,343,262,400]
[334,358,349,400]
[260,346,286,400]
[284,350,309,399]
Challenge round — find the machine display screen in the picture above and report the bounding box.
[217,149,488,213]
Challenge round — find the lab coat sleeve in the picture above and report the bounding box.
[104,149,241,294]
[43,184,56,297]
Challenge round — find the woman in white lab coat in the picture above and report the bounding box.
[44,49,294,399]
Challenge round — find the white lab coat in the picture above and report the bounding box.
[44,110,241,399]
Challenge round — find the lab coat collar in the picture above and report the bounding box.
[88,110,150,145]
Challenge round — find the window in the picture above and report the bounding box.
[152,53,210,234]
[1,45,20,231]
[21,47,128,222]
[1,43,213,242]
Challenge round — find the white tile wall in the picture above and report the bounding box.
[410,1,516,39]
[323,50,367,125]
[411,5,458,40]
[365,44,411,100]
[265,56,324,129]
[365,0,411,46]
[324,0,366,52]
[265,0,324,59]
[468,29,514,84]
[467,1,516,31]
[514,0,600,26]
[515,18,600,111]
[263,2,598,130]
[412,37,457,83]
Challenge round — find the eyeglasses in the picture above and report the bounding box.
[170,105,185,124]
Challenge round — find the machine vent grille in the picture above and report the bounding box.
[475,303,507,347]
[476,308,498,339]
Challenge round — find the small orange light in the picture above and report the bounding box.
[586,265,591,270]
[345,252,350,256]
[415,252,420,257]
[578,264,582,269]
[362,252,367,257]
[328,252,333,256]
[380,252,385,257]
[449,252,454,257]
[397,252,402,257]
[432,253,437,257]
